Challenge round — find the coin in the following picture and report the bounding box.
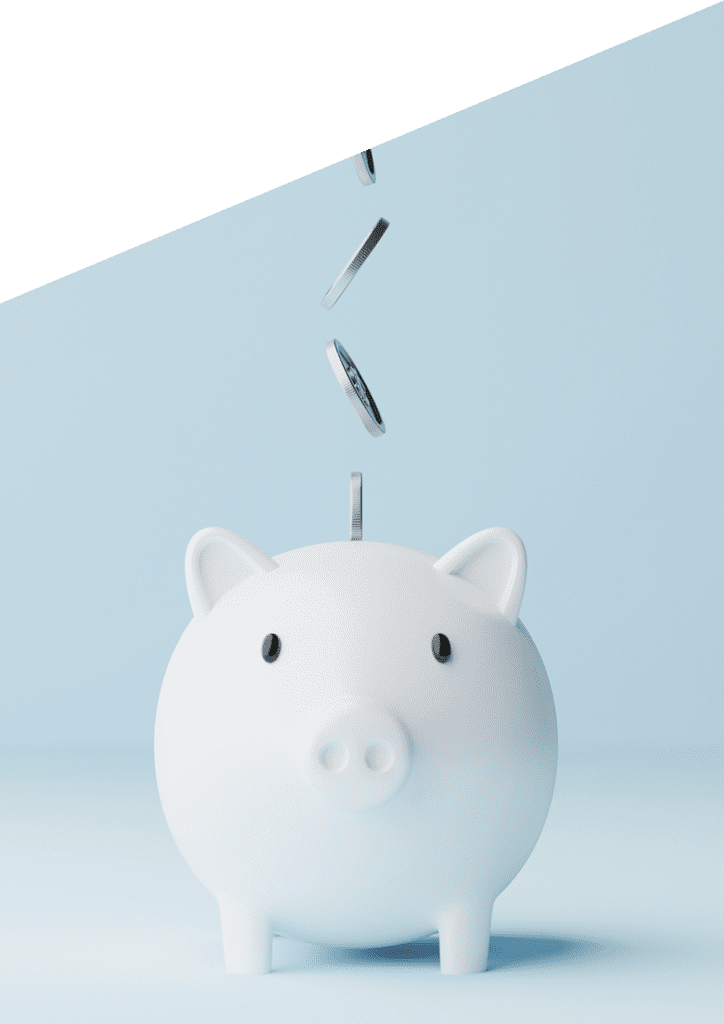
[321,217,389,309]
[352,149,376,186]
[350,472,362,541]
[325,339,386,438]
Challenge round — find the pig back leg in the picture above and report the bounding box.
[217,896,273,974]
[438,898,494,974]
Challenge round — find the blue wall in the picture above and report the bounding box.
[1,4,722,746]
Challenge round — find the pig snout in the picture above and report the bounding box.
[305,701,411,812]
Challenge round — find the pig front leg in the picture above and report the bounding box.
[217,896,273,974]
[438,899,493,974]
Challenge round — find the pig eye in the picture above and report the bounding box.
[431,633,451,663]
[262,633,281,663]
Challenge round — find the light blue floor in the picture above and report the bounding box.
[1,745,721,1023]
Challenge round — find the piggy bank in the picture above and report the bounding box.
[155,525,557,974]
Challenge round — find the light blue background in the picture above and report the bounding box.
[1,745,720,1023]
[1,10,722,1024]
[1,4,722,747]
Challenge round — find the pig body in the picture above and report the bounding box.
[155,527,557,974]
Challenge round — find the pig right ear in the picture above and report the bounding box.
[433,527,527,624]
[185,527,278,619]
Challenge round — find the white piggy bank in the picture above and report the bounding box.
[155,526,557,975]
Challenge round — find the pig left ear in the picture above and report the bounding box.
[185,527,278,619]
[433,527,527,624]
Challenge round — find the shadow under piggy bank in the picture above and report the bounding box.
[290,933,626,973]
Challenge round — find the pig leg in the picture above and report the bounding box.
[217,896,273,974]
[438,899,493,974]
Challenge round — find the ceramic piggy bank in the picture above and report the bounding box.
[155,525,557,975]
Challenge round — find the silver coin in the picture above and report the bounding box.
[352,149,376,186]
[321,217,389,309]
[325,339,386,438]
[350,472,362,541]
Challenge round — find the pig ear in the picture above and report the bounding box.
[433,527,527,624]
[185,527,278,619]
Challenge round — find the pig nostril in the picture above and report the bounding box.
[364,741,395,774]
[307,707,410,809]
[318,741,349,773]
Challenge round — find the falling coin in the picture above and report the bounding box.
[321,217,389,309]
[350,472,362,540]
[325,340,385,438]
[352,150,376,186]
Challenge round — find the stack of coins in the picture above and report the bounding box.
[322,149,389,541]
